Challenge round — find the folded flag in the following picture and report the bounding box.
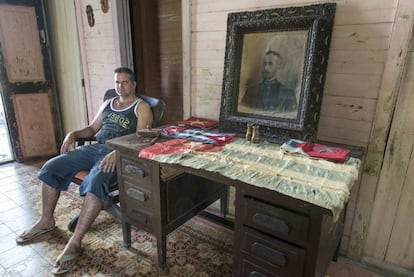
[138,138,224,159]
[281,139,351,162]
[161,126,235,146]
[177,116,218,129]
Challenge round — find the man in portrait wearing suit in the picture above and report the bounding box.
[241,50,297,113]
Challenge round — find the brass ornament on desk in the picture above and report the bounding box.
[245,123,253,141]
[252,125,260,143]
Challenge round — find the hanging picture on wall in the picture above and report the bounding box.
[219,3,336,143]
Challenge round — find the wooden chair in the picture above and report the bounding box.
[67,89,166,231]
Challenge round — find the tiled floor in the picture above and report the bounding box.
[0,160,386,276]
[0,99,13,164]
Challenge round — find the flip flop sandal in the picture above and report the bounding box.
[52,252,80,275]
[15,226,57,244]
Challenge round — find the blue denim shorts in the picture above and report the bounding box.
[38,143,117,201]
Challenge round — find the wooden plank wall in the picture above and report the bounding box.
[75,0,118,123]
[159,0,183,122]
[188,0,401,264]
[374,41,414,269]
[361,2,414,269]
[347,0,414,271]
[189,0,396,147]
[43,0,86,133]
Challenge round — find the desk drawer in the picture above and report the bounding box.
[240,226,305,276]
[120,157,153,187]
[242,197,309,246]
[124,204,154,232]
[241,259,276,277]
[123,180,153,210]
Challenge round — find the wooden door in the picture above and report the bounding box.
[130,0,183,124]
[0,0,61,162]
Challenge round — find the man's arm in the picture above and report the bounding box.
[135,101,154,130]
[60,100,108,154]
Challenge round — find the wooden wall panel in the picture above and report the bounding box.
[320,95,376,122]
[386,145,414,268]
[323,73,381,99]
[187,0,413,271]
[13,93,57,158]
[188,0,398,147]
[43,0,86,134]
[159,0,183,122]
[0,6,45,83]
[364,49,414,269]
[75,0,117,123]
[347,0,414,267]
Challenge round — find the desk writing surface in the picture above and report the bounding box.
[137,137,361,221]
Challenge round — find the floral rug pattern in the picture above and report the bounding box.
[24,166,234,276]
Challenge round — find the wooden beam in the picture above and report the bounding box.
[347,0,414,260]
[182,0,191,119]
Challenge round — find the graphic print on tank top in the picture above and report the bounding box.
[96,97,142,143]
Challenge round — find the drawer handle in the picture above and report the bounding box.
[131,210,148,224]
[249,271,267,277]
[126,188,147,202]
[253,213,290,235]
[251,242,286,266]
[125,165,145,177]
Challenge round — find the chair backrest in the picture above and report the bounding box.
[104,89,166,127]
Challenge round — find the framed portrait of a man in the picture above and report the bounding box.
[238,31,307,119]
[219,3,336,143]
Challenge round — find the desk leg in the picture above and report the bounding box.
[122,218,131,248]
[157,235,168,269]
[220,187,228,217]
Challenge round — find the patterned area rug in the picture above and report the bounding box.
[25,168,234,276]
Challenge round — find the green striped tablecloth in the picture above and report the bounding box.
[150,138,361,221]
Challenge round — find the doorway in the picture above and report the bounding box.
[0,92,13,163]
[0,2,61,162]
[129,0,183,124]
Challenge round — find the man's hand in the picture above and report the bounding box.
[60,132,76,154]
[100,151,117,173]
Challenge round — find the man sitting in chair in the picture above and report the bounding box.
[16,67,153,274]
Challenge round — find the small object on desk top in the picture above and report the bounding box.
[177,116,218,129]
[252,125,260,144]
[137,127,162,138]
[132,134,160,146]
[160,126,235,146]
[245,123,253,141]
[280,139,351,163]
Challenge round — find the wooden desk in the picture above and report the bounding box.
[107,134,354,277]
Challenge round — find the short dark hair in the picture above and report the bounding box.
[114,67,136,81]
[265,50,281,58]
[265,50,283,66]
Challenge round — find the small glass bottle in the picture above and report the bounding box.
[245,123,253,141]
[252,125,260,143]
